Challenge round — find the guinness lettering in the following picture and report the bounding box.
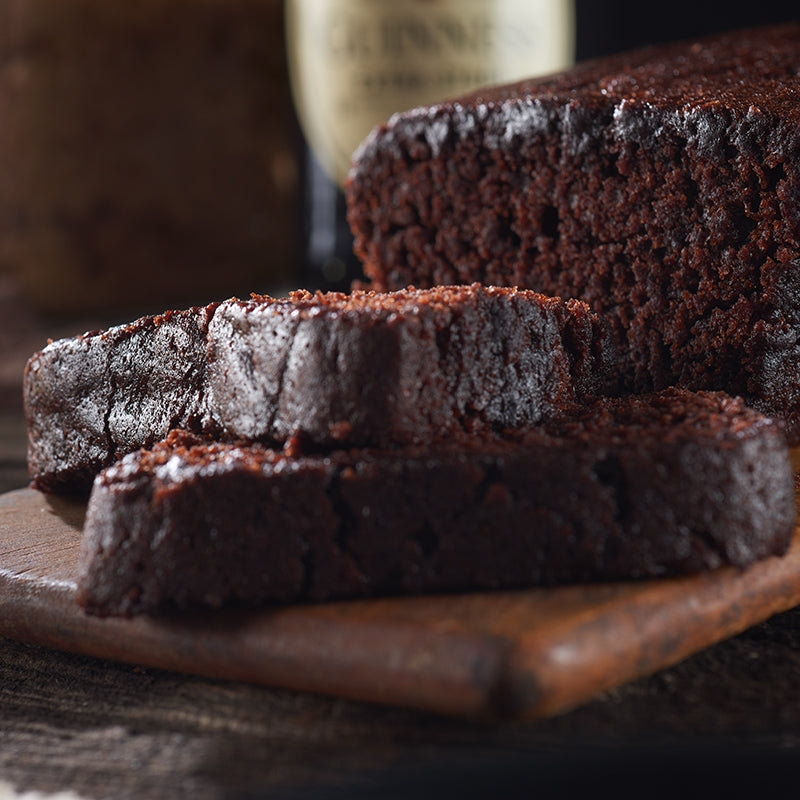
[287,0,575,186]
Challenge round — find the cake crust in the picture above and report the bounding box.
[23,305,218,493]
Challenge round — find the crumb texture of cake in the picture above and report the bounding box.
[346,23,800,441]
[76,389,795,617]
[24,285,613,493]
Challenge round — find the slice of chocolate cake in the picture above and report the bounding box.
[346,23,800,441]
[76,389,796,617]
[24,305,219,494]
[24,285,613,493]
[206,284,613,447]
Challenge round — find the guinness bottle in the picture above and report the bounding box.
[286,0,576,290]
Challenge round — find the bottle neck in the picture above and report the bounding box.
[301,147,360,292]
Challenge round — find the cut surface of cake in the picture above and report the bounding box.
[346,23,800,441]
[206,284,613,447]
[24,285,613,493]
[76,389,796,617]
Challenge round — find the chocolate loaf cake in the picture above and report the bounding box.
[346,24,800,441]
[76,388,795,617]
[25,284,613,493]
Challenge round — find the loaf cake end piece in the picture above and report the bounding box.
[347,23,800,441]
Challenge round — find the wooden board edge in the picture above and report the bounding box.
[505,549,800,719]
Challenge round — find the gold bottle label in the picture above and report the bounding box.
[286,0,575,186]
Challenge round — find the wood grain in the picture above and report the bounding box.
[1,486,799,721]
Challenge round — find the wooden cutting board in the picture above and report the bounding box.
[1,486,800,721]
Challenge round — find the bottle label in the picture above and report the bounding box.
[286,0,575,187]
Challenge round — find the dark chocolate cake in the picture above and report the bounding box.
[346,23,800,441]
[23,305,219,494]
[207,284,613,447]
[25,285,613,493]
[76,388,796,617]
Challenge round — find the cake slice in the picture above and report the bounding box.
[24,284,613,493]
[76,388,796,617]
[346,23,800,442]
[206,284,613,447]
[23,304,220,494]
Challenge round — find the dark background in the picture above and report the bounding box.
[575,0,798,59]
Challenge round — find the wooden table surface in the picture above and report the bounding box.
[1,279,800,800]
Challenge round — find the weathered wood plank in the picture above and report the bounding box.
[1,487,799,720]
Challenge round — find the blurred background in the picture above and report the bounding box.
[0,0,796,321]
